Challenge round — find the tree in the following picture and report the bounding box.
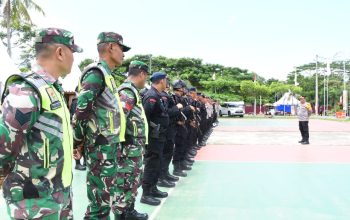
[1,0,45,57]
[78,58,94,71]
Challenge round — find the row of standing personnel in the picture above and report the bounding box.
[139,74,219,206]
[0,28,218,220]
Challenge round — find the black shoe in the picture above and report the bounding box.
[140,195,161,206]
[124,209,148,220]
[114,213,125,220]
[187,149,197,157]
[165,172,179,182]
[193,145,201,150]
[173,169,187,177]
[150,187,168,198]
[301,141,310,145]
[181,162,192,171]
[75,164,86,171]
[298,140,304,143]
[157,179,175,188]
[185,156,195,163]
[182,160,193,167]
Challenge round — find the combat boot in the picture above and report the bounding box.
[165,172,179,182]
[182,160,193,167]
[114,213,126,220]
[187,149,197,157]
[181,161,192,171]
[173,162,187,177]
[124,203,148,220]
[150,186,168,198]
[75,163,86,171]
[157,178,176,188]
[140,189,161,206]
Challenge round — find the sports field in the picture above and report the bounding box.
[1,118,350,219]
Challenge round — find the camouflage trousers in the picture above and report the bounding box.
[84,144,118,220]
[112,155,143,214]
[7,187,73,220]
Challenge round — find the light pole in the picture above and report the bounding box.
[315,55,319,116]
[149,54,152,74]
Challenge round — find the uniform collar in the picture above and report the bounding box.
[32,64,60,84]
[99,59,112,74]
[124,79,139,91]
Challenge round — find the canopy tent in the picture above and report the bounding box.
[273,92,300,114]
[0,43,20,95]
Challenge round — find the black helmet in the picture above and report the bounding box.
[172,79,187,89]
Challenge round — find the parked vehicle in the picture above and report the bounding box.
[219,101,245,117]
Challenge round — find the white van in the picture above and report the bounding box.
[219,101,245,117]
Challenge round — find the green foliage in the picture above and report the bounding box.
[78,58,94,71]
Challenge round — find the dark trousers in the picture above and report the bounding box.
[198,119,207,144]
[299,121,309,141]
[142,138,165,191]
[173,126,187,163]
[187,125,198,149]
[161,138,175,178]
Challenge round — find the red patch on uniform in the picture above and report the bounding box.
[149,98,156,103]
[125,102,133,111]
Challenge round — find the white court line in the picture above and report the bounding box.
[148,180,179,220]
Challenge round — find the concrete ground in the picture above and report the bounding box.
[1,118,350,219]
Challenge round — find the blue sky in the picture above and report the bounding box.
[30,0,350,80]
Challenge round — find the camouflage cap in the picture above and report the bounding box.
[129,60,149,73]
[35,28,83,53]
[97,32,131,52]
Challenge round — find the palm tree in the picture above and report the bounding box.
[1,0,45,57]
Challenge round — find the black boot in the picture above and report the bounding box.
[165,172,179,182]
[140,189,161,206]
[187,149,197,157]
[193,145,201,150]
[185,156,195,164]
[124,203,148,220]
[182,160,193,167]
[181,161,192,171]
[115,213,125,220]
[157,178,175,188]
[173,162,187,177]
[75,163,86,171]
[150,186,168,198]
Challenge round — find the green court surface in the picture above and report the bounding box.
[1,118,350,219]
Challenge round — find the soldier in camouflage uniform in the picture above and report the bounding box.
[73,32,130,220]
[112,61,149,220]
[0,28,82,219]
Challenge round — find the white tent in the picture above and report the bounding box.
[0,43,20,95]
[273,92,299,106]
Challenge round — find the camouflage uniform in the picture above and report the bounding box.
[0,28,82,220]
[73,32,130,220]
[112,77,148,215]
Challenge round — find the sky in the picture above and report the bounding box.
[25,0,350,80]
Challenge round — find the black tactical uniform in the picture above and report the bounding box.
[158,91,181,187]
[141,79,169,206]
[172,80,193,177]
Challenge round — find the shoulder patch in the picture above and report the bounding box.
[46,87,61,109]
[149,98,157,103]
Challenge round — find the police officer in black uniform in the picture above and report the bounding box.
[158,79,183,188]
[172,80,194,177]
[198,93,208,147]
[185,87,202,161]
[141,72,169,206]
